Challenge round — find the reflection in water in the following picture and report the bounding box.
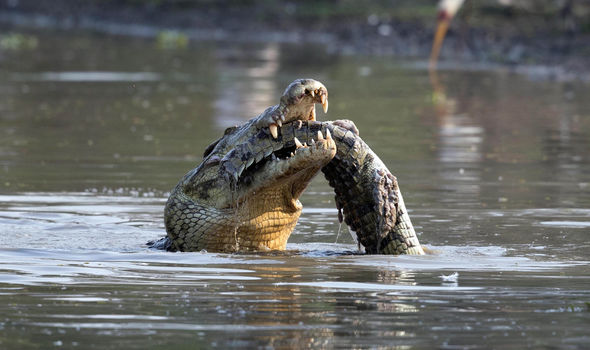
[10,71,162,82]
[429,67,484,211]
[425,65,590,210]
[429,68,484,164]
[213,44,280,128]
[544,91,586,207]
[438,113,483,164]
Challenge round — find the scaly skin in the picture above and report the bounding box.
[164,79,332,252]
[162,79,424,254]
[318,121,425,255]
[254,119,425,255]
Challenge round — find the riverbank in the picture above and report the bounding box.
[1,0,590,81]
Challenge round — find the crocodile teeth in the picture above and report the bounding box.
[325,129,331,140]
[317,130,324,141]
[269,123,278,139]
[310,106,316,121]
[294,137,303,149]
[321,95,329,113]
[246,158,254,169]
[310,90,315,98]
[271,153,277,161]
[276,119,282,127]
[310,138,315,146]
[290,152,294,157]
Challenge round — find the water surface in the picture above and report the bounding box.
[1,31,589,349]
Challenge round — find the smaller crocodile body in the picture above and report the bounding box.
[160,79,424,254]
[319,121,424,255]
[255,120,425,255]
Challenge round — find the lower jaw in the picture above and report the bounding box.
[221,205,302,252]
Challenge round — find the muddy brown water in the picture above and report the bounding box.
[1,32,589,349]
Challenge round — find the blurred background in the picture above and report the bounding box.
[1,0,589,195]
[2,0,590,68]
[1,2,590,349]
[1,0,589,207]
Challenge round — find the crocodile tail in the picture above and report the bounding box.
[321,123,424,255]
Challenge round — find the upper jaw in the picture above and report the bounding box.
[219,122,336,204]
[282,89,328,124]
[248,128,336,202]
[264,79,329,139]
[280,79,329,120]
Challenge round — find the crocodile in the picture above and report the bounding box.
[319,120,424,255]
[160,79,424,254]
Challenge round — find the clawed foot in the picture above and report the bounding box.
[332,119,359,136]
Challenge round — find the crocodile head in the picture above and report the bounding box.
[173,79,335,250]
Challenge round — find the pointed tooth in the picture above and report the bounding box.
[294,137,303,148]
[296,120,303,129]
[269,124,278,139]
[310,138,315,146]
[264,148,273,157]
[246,158,254,168]
[290,152,294,157]
[325,129,331,140]
[237,163,245,177]
[276,119,282,127]
[271,153,277,161]
[303,142,307,147]
[322,96,329,113]
[317,130,324,141]
[310,90,315,98]
[310,106,316,121]
[280,114,285,122]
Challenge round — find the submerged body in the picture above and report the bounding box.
[163,79,424,254]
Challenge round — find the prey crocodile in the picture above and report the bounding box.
[159,79,424,255]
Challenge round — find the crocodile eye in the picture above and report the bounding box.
[202,155,221,168]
